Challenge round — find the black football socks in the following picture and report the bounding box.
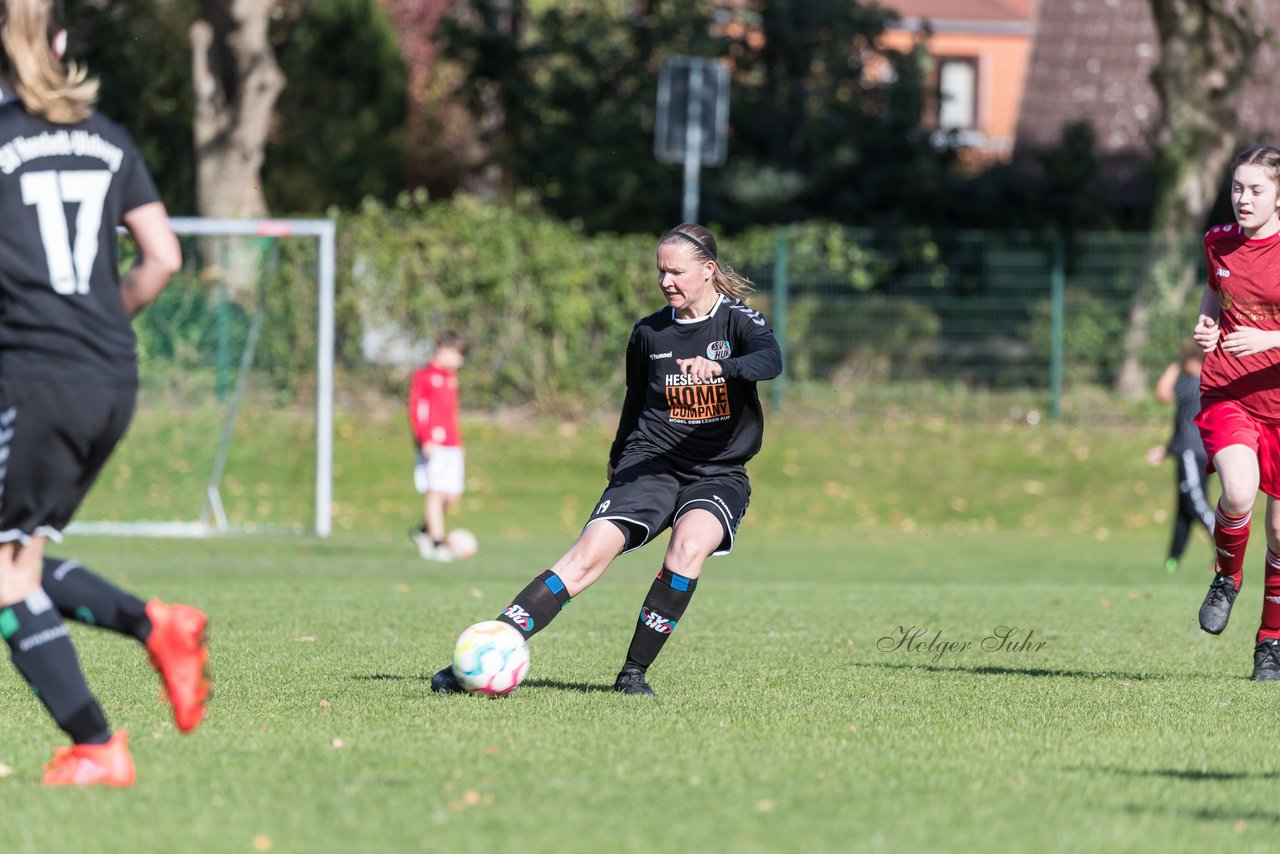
[623,567,698,672]
[41,557,151,642]
[496,570,571,639]
[1,590,111,744]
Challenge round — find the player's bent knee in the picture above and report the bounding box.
[1221,484,1259,514]
[667,515,724,568]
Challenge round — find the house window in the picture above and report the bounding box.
[937,58,977,130]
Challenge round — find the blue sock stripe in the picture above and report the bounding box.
[659,567,695,592]
[538,571,571,607]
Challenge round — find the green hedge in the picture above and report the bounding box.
[337,194,785,411]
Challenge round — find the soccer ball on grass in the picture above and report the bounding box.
[451,620,529,696]
[445,528,478,559]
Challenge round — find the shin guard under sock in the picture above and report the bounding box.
[496,570,571,639]
[1213,503,1251,590]
[624,567,698,671]
[1,590,110,744]
[41,557,151,641]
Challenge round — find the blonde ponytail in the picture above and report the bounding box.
[0,0,96,123]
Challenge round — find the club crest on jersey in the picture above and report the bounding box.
[706,340,731,360]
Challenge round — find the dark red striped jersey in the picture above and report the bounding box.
[609,295,782,469]
[0,98,161,382]
[1200,223,1280,422]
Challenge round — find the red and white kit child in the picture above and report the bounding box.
[407,333,467,560]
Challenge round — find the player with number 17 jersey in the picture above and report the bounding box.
[0,0,202,789]
[0,100,162,382]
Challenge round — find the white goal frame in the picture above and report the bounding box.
[69,217,336,538]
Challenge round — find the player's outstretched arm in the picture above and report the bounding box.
[120,202,182,317]
[1153,362,1179,403]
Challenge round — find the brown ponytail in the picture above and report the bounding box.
[1233,145,1280,191]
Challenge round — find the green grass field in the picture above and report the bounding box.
[5,407,1276,852]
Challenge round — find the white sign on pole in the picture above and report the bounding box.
[655,57,729,223]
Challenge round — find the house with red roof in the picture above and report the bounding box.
[875,0,1037,164]
[1014,0,1280,205]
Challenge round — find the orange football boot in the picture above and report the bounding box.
[42,730,135,787]
[144,601,210,733]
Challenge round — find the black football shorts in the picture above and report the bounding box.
[586,450,751,555]
[0,378,136,544]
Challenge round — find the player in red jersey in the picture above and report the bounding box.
[1192,144,1280,680]
[407,332,467,561]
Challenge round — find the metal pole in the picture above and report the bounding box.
[216,239,230,401]
[682,63,704,224]
[315,221,336,537]
[771,227,789,412]
[1049,229,1064,421]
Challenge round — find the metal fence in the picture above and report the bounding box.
[746,227,1203,420]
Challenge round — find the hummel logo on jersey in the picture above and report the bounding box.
[1217,268,1230,278]
[502,605,534,632]
[640,607,676,634]
[649,351,673,360]
[1267,596,1280,605]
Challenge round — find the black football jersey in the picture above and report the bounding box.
[609,295,783,469]
[0,98,161,382]
[1168,373,1204,456]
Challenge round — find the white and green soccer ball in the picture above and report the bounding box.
[451,620,530,696]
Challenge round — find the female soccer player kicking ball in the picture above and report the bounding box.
[1194,145,1280,681]
[430,224,781,695]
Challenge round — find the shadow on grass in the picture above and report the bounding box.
[347,674,614,693]
[1092,766,1280,782]
[1119,802,1280,825]
[855,661,1169,681]
[514,679,614,693]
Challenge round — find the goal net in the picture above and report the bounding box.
[68,217,335,538]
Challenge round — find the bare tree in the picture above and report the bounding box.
[190,0,285,219]
[1116,0,1268,397]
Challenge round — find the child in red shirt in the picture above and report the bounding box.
[407,332,467,561]
[1193,145,1280,679]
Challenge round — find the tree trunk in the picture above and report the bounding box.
[191,0,285,220]
[1116,0,1267,398]
[190,0,285,304]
